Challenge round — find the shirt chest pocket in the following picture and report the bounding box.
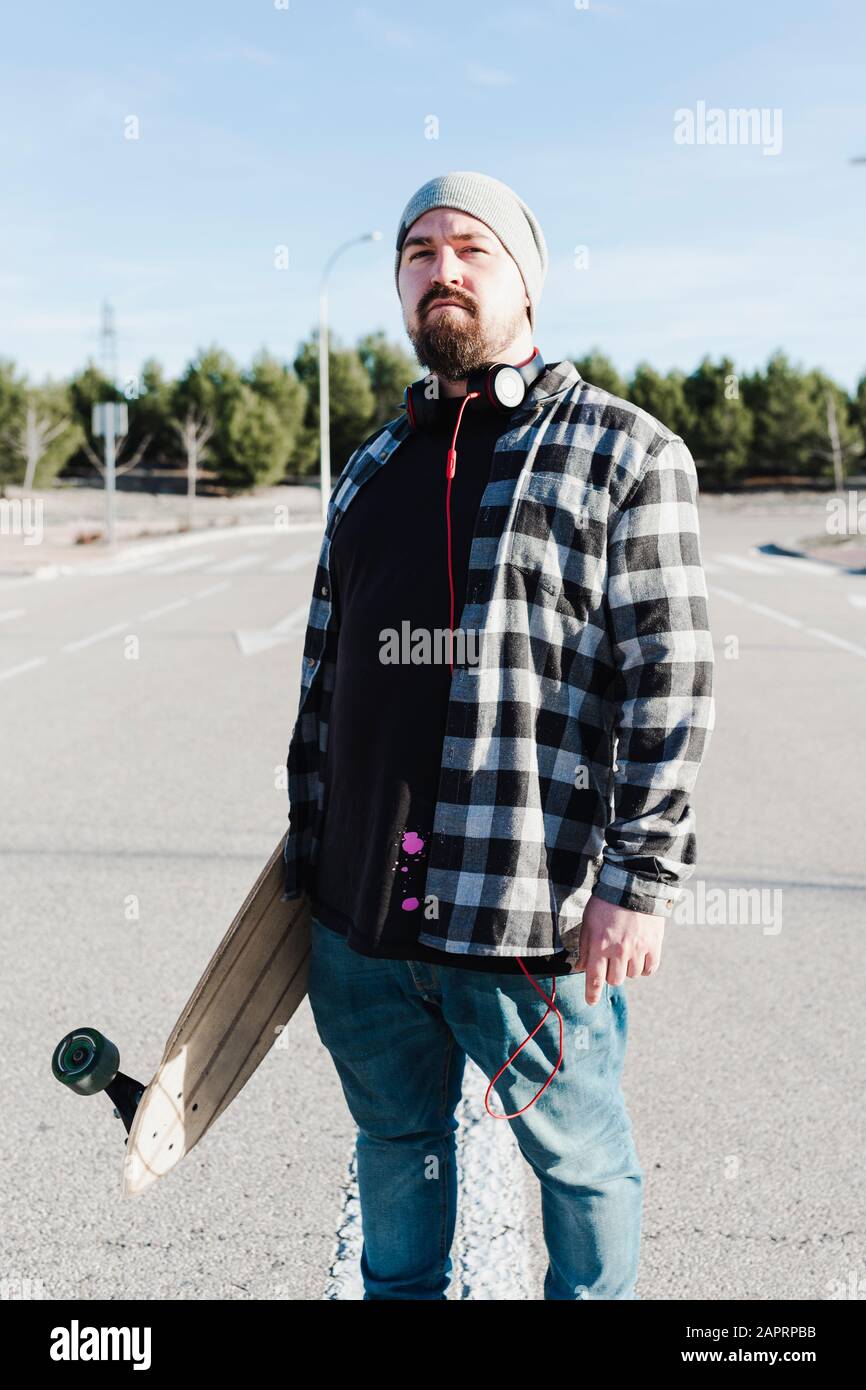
[503,470,607,614]
[528,569,590,635]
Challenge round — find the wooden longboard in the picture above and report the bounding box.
[121,836,312,1198]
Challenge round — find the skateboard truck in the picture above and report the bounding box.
[52,1028,145,1141]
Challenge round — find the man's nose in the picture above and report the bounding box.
[428,245,465,286]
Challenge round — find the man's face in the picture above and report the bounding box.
[397,207,531,381]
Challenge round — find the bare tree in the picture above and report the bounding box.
[81,430,152,478]
[11,402,71,491]
[815,386,862,495]
[825,388,845,495]
[172,406,215,528]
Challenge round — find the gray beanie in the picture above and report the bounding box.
[394,170,548,329]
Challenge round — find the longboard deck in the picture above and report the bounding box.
[121,836,311,1197]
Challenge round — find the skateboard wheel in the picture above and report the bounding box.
[51,1028,120,1096]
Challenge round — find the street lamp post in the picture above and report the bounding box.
[318,230,382,527]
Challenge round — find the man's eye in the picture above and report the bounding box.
[409,246,484,261]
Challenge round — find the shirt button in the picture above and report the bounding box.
[306,656,315,666]
[320,585,328,596]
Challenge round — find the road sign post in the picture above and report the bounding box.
[91,402,129,547]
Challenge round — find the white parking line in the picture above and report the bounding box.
[63,620,133,653]
[0,657,46,683]
[208,550,269,574]
[67,523,321,577]
[753,551,834,578]
[85,550,189,577]
[708,585,746,605]
[0,521,326,588]
[323,1058,533,1300]
[270,550,320,573]
[137,580,231,620]
[709,585,866,659]
[746,601,804,629]
[19,580,234,662]
[707,551,841,579]
[139,597,191,622]
[192,581,231,601]
[716,553,779,575]
[804,627,866,659]
[148,553,217,575]
[234,602,311,655]
[449,1058,535,1299]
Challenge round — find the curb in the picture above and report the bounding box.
[757,539,866,577]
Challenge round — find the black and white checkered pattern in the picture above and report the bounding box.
[282,360,715,961]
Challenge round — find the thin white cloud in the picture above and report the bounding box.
[353,6,416,50]
[465,62,514,88]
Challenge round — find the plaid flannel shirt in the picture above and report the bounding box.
[281,359,715,961]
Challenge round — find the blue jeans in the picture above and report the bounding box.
[307,917,644,1300]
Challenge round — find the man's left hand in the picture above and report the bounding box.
[568,894,665,1006]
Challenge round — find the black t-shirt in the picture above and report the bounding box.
[309,394,574,976]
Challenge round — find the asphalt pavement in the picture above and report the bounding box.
[1,490,863,1301]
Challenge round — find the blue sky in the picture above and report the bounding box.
[2,0,864,392]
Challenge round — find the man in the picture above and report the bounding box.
[282,171,715,1300]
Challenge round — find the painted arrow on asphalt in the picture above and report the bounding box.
[234,603,311,655]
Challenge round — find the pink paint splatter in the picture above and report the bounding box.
[402,831,425,855]
[401,897,420,912]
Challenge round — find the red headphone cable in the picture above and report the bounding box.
[445,390,480,675]
[444,389,566,1120]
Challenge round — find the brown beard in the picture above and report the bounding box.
[407,294,530,382]
[407,300,490,381]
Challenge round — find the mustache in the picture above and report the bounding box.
[421,290,476,315]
